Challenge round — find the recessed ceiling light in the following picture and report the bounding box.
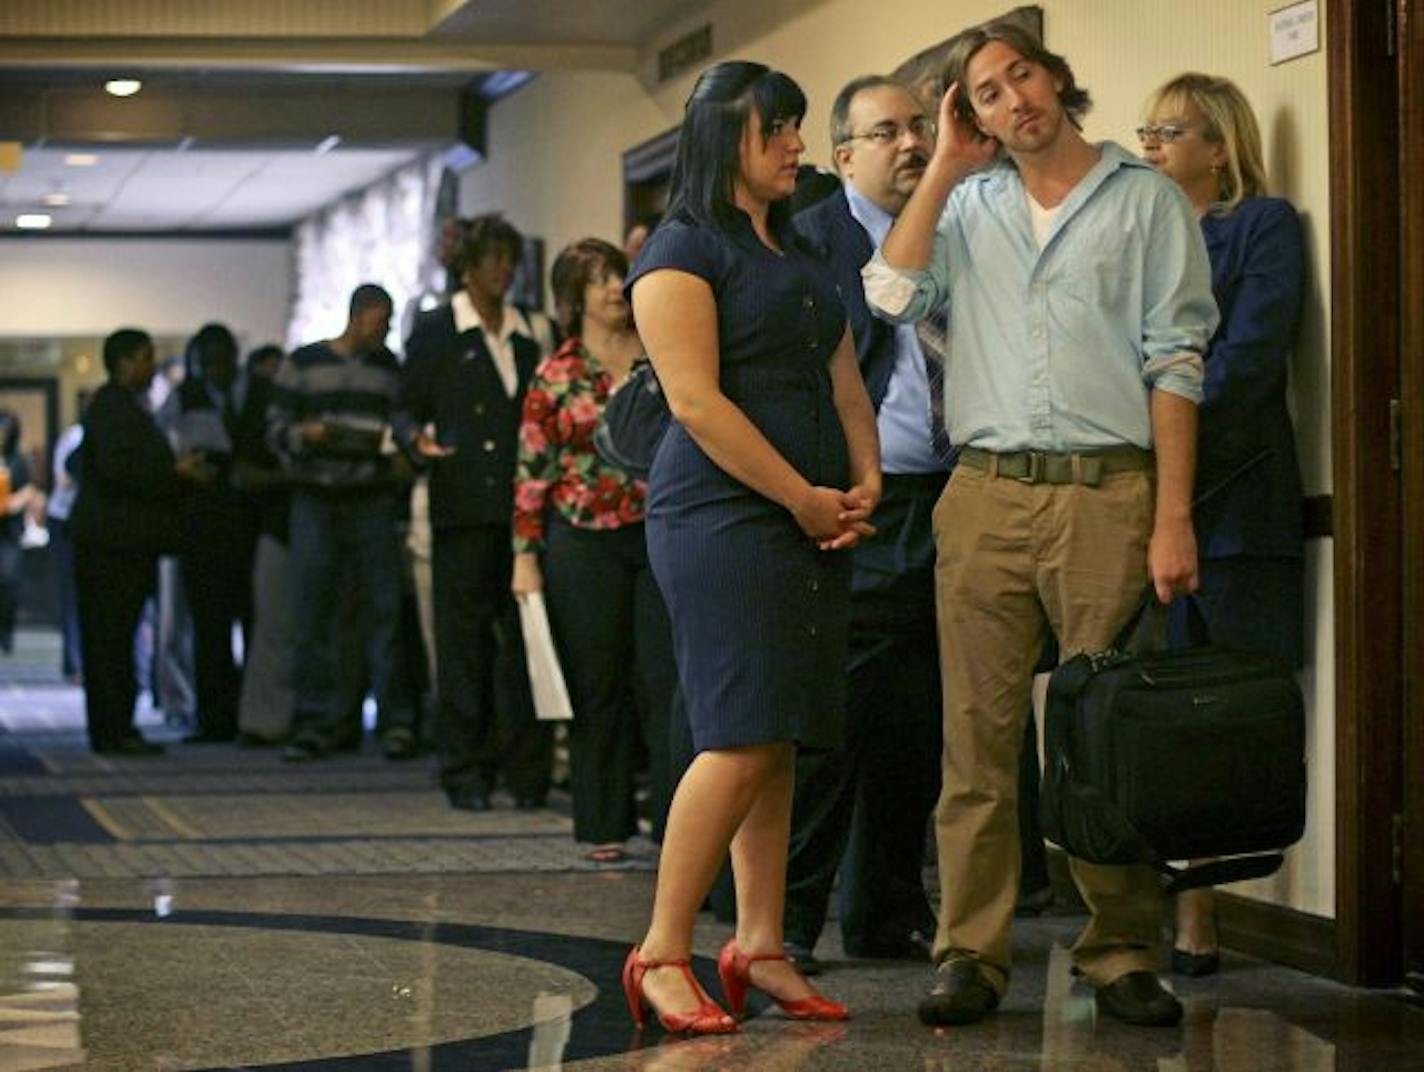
[64,153,100,167]
[41,192,71,207]
[16,214,52,230]
[314,135,341,155]
[105,79,142,97]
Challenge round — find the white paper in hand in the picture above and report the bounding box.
[516,591,574,721]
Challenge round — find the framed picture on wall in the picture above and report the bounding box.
[892,5,1044,104]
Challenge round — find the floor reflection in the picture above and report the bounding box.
[617,1022,847,1072]
[529,990,574,1069]
[0,883,83,1072]
[0,885,1418,1071]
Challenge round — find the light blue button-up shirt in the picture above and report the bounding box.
[843,183,944,475]
[862,142,1216,453]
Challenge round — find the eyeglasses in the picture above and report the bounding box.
[840,117,937,146]
[1135,123,1193,144]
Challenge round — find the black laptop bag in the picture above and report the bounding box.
[1040,594,1307,893]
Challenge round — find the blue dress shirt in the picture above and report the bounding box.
[844,184,943,475]
[863,142,1217,453]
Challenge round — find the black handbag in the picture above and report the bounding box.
[592,356,671,479]
[1039,591,1307,894]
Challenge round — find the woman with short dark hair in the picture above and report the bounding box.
[619,60,880,1034]
[511,237,675,862]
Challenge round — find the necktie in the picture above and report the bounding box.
[914,308,958,468]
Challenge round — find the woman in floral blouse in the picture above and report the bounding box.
[512,237,676,863]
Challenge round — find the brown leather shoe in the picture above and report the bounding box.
[1095,971,1183,1026]
[918,956,1000,1026]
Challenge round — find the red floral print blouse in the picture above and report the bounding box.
[512,336,648,553]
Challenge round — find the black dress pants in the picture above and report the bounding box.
[0,539,22,652]
[181,546,251,737]
[543,518,676,844]
[433,524,550,799]
[76,543,156,749]
[785,474,944,952]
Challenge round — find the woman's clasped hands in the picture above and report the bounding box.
[792,482,879,551]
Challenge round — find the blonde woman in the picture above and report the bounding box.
[1139,73,1306,977]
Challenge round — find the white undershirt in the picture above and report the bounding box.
[1026,192,1062,250]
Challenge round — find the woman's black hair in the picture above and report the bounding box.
[665,61,807,239]
[454,214,524,275]
[185,321,238,378]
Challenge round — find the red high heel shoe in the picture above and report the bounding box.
[716,938,850,1021]
[622,946,738,1035]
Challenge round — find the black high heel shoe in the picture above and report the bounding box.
[1171,948,1220,976]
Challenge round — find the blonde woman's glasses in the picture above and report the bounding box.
[1135,123,1193,144]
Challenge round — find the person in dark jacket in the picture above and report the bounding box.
[158,322,255,743]
[779,75,946,973]
[72,328,212,755]
[400,215,554,811]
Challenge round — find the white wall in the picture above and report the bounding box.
[463,0,1336,918]
[460,71,672,273]
[0,237,292,345]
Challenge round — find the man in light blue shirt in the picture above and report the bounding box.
[864,23,1216,1029]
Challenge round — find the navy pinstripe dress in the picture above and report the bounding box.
[626,213,853,753]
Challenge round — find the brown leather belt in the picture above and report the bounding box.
[958,445,1153,487]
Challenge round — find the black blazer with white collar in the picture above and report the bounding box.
[400,303,544,529]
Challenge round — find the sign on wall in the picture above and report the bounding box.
[1270,0,1320,66]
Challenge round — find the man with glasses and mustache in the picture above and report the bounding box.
[864,23,1216,1028]
[780,74,947,975]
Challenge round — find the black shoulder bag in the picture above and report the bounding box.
[592,357,671,479]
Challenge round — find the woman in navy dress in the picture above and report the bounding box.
[622,61,880,1034]
[1140,72,1306,977]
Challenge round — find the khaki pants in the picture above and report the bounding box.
[931,464,1162,991]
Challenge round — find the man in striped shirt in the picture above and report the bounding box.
[268,283,417,762]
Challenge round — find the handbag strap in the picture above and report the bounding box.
[1112,587,1171,655]
[1158,853,1285,895]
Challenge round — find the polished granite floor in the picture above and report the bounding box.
[2,659,1423,1071]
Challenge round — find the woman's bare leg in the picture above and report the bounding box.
[1174,885,1218,954]
[728,742,817,1000]
[638,744,782,1015]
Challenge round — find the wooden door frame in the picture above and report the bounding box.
[1327,0,1411,987]
[1397,0,1424,991]
[0,376,60,487]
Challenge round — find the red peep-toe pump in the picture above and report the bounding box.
[716,938,850,1021]
[622,946,738,1035]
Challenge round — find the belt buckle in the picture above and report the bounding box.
[1016,452,1044,484]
